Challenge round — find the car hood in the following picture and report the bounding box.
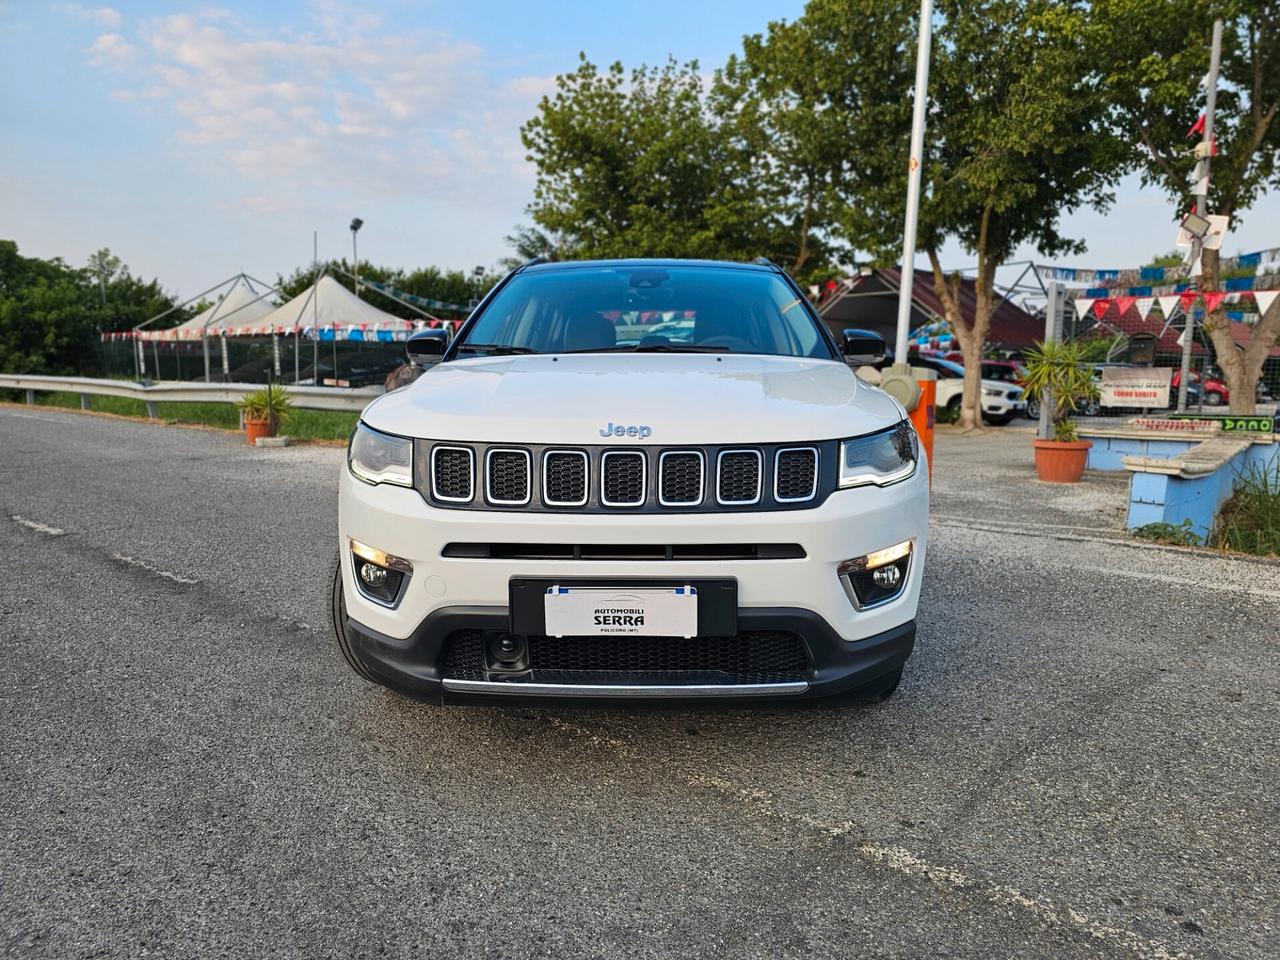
[362,354,907,445]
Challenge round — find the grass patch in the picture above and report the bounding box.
[1211,464,1280,557]
[29,391,358,442]
[1134,519,1202,547]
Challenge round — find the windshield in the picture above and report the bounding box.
[453,265,834,359]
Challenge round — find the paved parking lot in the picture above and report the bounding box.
[2,407,1277,959]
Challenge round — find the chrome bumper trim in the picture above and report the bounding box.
[441,678,809,698]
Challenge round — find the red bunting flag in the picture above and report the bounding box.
[1178,290,1200,311]
[1202,291,1226,313]
[1187,114,1206,138]
[1113,296,1136,316]
[1092,299,1111,318]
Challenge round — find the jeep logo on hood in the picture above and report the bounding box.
[599,422,652,439]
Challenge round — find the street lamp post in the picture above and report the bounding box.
[350,218,364,297]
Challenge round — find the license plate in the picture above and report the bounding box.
[543,585,698,638]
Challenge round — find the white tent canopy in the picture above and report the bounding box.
[247,275,419,341]
[139,275,276,341]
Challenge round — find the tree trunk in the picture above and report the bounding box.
[1199,248,1280,415]
[926,248,985,429]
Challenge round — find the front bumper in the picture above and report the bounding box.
[337,452,927,701]
[343,606,915,703]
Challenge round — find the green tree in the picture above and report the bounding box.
[520,55,830,274]
[819,0,1125,428]
[714,2,913,276]
[1094,0,1280,413]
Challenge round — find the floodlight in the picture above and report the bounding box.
[1180,212,1212,240]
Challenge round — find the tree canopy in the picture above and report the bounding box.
[0,241,176,376]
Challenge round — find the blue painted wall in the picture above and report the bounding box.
[1120,441,1279,541]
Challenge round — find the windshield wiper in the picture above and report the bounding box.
[563,343,729,354]
[455,343,539,355]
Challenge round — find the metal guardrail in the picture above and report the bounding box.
[0,374,382,415]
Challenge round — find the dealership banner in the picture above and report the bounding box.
[1098,367,1171,409]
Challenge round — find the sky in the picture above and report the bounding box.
[2,1,1277,300]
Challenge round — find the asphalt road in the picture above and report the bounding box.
[2,407,1277,960]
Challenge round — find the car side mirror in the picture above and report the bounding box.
[842,329,886,365]
[406,328,449,366]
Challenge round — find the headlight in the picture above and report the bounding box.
[838,421,917,488]
[982,387,1001,398]
[348,422,413,487]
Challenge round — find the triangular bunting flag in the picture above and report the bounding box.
[1093,299,1112,318]
[1135,297,1155,319]
[1202,291,1226,313]
[1073,298,1095,320]
[1187,113,1206,137]
[1113,295,1137,316]
[1255,290,1279,317]
[1179,290,1200,312]
[1157,295,1181,318]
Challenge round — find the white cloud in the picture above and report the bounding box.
[86,31,136,67]
[58,4,122,29]
[84,8,549,205]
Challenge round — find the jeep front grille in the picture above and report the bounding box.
[415,440,840,512]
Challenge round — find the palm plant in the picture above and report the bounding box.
[1020,340,1097,442]
[236,383,293,436]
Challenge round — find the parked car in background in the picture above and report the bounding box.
[912,355,1026,424]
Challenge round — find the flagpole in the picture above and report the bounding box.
[1177,18,1222,413]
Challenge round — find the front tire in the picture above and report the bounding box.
[332,556,378,683]
[1204,390,1224,406]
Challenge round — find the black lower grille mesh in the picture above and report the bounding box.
[775,448,817,501]
[440,630,810,685]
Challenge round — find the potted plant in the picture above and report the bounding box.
[1021,339,1098,483]
[236,383,292,446]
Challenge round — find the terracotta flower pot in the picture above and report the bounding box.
[1032,439,1092,483]
[244,417,272,446]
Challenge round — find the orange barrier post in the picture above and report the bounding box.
[909,373,936,486]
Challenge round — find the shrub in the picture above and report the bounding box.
[1211,464,1280,557]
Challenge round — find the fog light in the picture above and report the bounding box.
[360,563,388,587]
[838,539,912,608]
[873,564,901,588]
[349,538,412,607]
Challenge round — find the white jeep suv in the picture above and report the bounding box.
[333,259,928,704]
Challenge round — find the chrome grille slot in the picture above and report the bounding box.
[774,447,818,502]
[431,446,473,502]
[659,450,704,506]
[485,448,531,505]
[543,450,588,506]
[600,451,646,507]
[716,449,762,505]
